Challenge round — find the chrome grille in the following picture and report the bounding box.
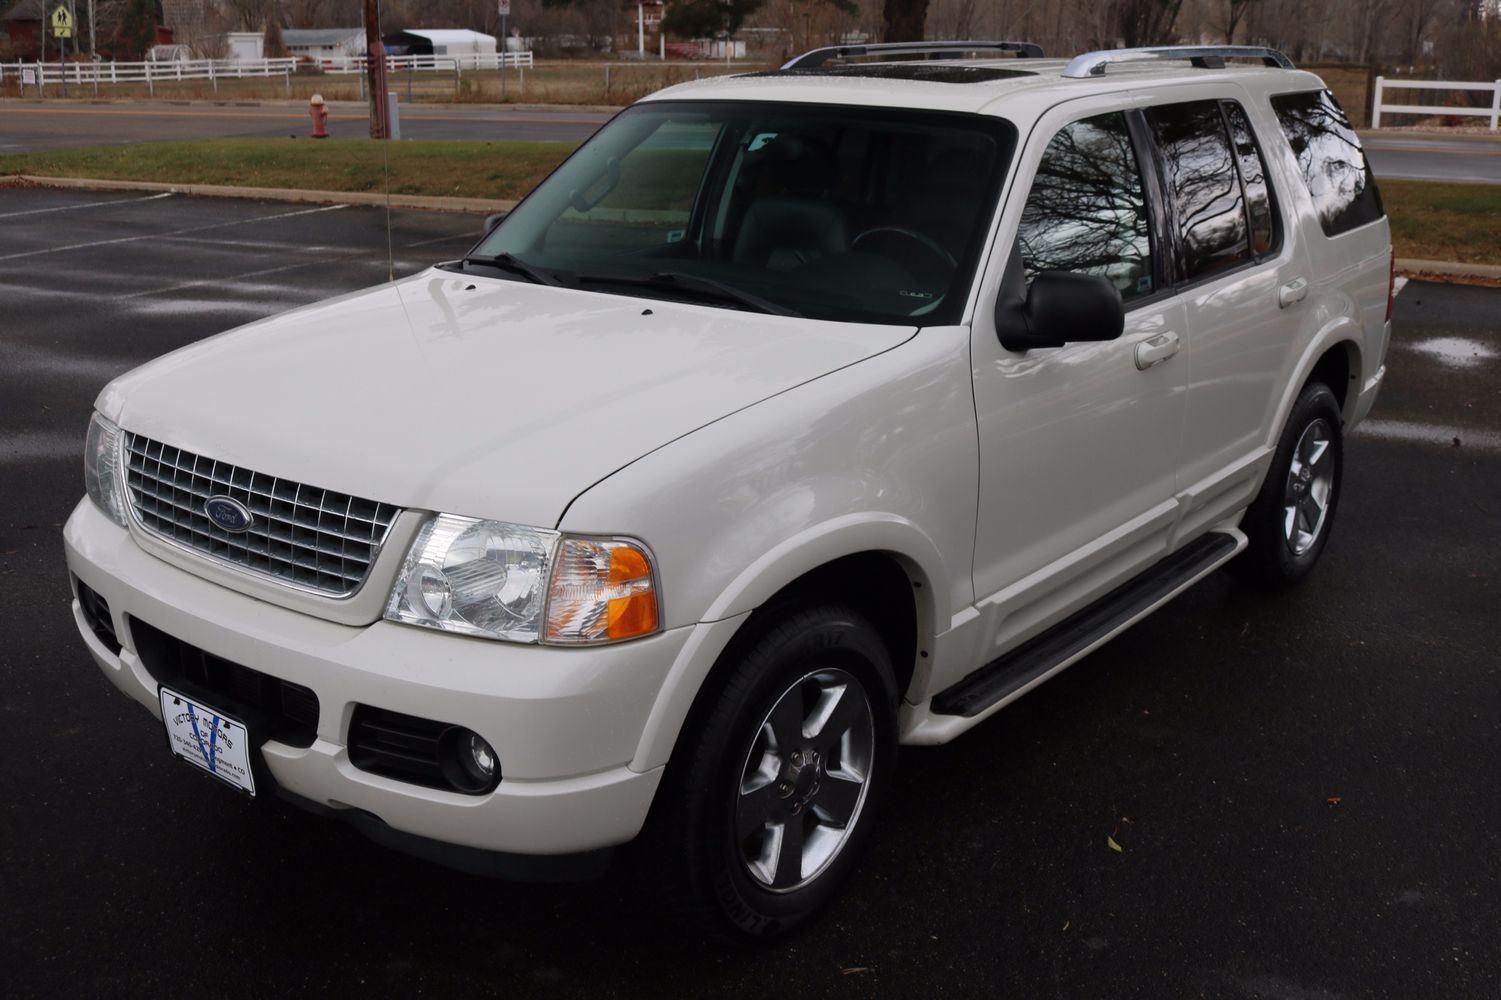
[123,433,400,597]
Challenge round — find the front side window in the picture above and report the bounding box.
[1270,90,1384,237]
[473,101,1015,325]
[1016,112,1155,301]
[1148,101,1251,281]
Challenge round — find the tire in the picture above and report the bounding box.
[656,606,899,940]
[1231,380,1344,589]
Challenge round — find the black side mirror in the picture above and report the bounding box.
[995,244,1125,351]
[482,213,505,236]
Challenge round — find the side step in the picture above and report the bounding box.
[930,531,1241,718]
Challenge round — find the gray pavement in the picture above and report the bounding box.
[0,99,610,151]
[2,187,1500,997]
[1363,134,1501,184]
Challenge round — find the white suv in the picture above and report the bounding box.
[64,43,1392,937]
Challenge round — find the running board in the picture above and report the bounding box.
[929,531,1242,719]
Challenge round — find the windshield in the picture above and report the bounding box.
[470,100,1015,324]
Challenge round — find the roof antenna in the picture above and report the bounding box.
[382,136,395,283]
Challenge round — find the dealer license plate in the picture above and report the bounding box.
[159,686,256,796]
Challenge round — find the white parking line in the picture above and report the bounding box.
[406,232,476,248]
[119,261,329,299]
[1393,277,1409,295]
[0,203,349,262]
[0,191,175,220]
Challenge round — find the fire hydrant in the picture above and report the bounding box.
[309,94,329,139]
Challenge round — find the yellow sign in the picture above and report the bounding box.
[51,5,73,38]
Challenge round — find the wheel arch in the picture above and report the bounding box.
[1269,322,1365,448]
[630,518,945,774]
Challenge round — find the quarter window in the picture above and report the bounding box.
[1148,101,1251,281]
[1222,101,1277,256]
[1016,112,1155,301]
[1270,90,1384,237]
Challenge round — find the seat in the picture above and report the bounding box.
[732,197,849,270]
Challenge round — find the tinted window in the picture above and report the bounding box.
[1222,101,1277,255]
[1148,101,1251,281]
[1016,113,1155,301]
[1271,90,1384,237]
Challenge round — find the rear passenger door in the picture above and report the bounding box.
[1144,98,1311,538]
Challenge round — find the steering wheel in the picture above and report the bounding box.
[851,226,958,274]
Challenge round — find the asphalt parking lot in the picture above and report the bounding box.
[2,187,1499,998]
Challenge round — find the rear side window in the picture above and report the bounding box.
[1016,112,1156,302]
[1270,90,1384,237]
[1222,102,1277,256]
[1147,101,1251,281]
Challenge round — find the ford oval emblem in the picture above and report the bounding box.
[204,495,254,534]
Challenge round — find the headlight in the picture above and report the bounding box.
[84,413,128,528]
[384,515,661,646]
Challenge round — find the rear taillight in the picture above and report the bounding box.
[1386,253,1397,324]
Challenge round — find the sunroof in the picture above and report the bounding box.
[758,64,1035,84]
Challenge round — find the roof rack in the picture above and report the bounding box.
[782,40,1044,71]
[1062,45,1294,79]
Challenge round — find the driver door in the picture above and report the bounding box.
[962,104,1188,676]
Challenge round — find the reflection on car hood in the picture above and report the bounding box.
[100,269,916,526]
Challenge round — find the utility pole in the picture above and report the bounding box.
[362,0,390,139]
[87,0,95,63]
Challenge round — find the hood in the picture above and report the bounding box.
[100,270,916,527]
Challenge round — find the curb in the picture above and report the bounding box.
[1358,128,1501,145]
[1396,257,1501,280]
[1,174,516,215]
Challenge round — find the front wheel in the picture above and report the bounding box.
[660,606,898,939]
[1231,380,1344,589]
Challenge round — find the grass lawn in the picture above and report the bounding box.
[1381,179,1501,266]
[0,138,577,201]
[2,141,1498,266]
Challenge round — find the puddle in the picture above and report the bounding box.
[1403,336,1497,370]
[1355,419,1501,455]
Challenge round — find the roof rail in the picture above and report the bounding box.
[1062,45,1294,79]
[782,40,1044,71]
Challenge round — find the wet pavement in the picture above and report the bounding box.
[1,187,1498,998]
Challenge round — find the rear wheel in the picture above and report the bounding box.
[1232,381,1344,589]
[659,606,898,939]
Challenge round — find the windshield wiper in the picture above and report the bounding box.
[461,252,567,287]
[575,270,802,318]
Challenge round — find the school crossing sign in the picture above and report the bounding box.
[51,4,73,38]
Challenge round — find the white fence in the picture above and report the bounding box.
[1371,76,1501,130]
[320,52,533,73]
[0,53,532,96]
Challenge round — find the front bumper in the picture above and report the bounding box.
[63,498,686,858]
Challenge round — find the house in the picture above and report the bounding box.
[282,27,363,63]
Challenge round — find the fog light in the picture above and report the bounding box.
[439,727,501,793]
[465,732,496,778]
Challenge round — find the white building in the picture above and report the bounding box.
[382,28,498,58]
[222,32,264,62]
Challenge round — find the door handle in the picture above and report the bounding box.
[1279,277,1310,308]
[1134,330,1180,371]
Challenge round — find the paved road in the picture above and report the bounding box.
[0,99,610,151]
[1363,134,1501,184]
[2,187,1499,997]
